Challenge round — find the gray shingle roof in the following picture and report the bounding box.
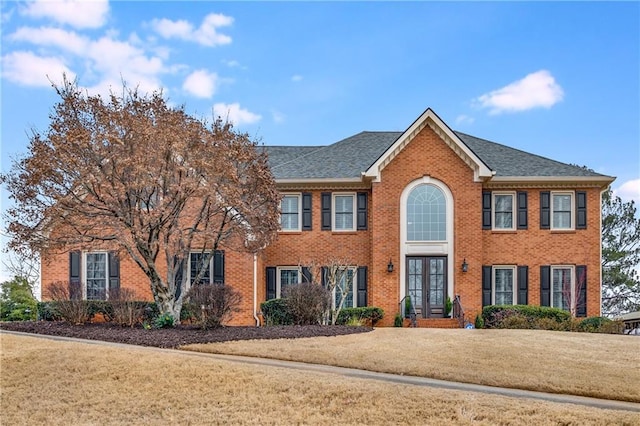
[264,130,611,181]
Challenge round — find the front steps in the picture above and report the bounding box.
[403,318,461,328]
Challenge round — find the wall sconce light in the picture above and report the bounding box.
[387,259,394,273]
[461,258,468,273]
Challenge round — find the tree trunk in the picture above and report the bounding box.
[152,278,182,324]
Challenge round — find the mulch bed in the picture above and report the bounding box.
[0,321,372,349]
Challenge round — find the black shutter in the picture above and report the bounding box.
[517,191,528,230]
[357,266,368,307]
[482,191,492,229]
[576,191,587,230]
[213,250,225,284]
[576,265,587,317]
[174,257,185,299]
[517,265,528,305]
[482,265,492,307]
[301,266,312,283]
[540,265,551,306]
[357,192,368,230]
[540,192,550,229]
[69,251,82,300]
[108,252,120,298]
[302,192,312,231]
[266,267,276,300]
[321,192,331,230]
[321,267,328,287]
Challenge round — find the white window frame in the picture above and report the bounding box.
[492,265,516,305]
[492,192,516,231]
[333,267,358,309]
[276,266,302,298]
[551,265,575,311]
[188,251,214,286]
[332,192,356,232]
[551,191,574,230]
[279,193,302,232]
[83,251,109,301]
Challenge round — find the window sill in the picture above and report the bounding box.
[490,229,517,234]
[278,231,302,235]
[550,229,576,234]
[331,230,358,235]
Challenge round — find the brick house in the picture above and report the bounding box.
[40,108,614,326]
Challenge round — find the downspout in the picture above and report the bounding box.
[253,253,260,326]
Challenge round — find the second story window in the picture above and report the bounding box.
[280,194,301,231]
[333,194,355,231]
[552,192,573,230]
[493,193,515,230]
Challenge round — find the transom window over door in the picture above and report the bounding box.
[407,184,446,241]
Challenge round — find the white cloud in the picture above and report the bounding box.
[150,13,233,47]
[183,69,219,98]
[614,179,640,205]
[455,114,475,125]
[10,26,90,55]
[213,103,261,125]
[1,51,74,87]
[291,74,303,82]
[223,59,240,68]
[21,0,109,29]
[475,70,564,115]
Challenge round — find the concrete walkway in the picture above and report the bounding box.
[3,330,640,413]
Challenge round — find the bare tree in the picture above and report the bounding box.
[2,245,40,300]
[299,257,356,324]
[1,78,281,322]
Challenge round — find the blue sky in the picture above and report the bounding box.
[1,1,639,282]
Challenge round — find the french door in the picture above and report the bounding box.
[406,256,447,318]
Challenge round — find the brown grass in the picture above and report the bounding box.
[183,328,640,402]
[2,333,639,425]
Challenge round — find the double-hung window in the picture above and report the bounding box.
[276,267,301,298]
[551,266,574,311]
[280,194,301,231]
[552,192,573,230]
[333,193,355,231]
[334,267,356,309]
[493,266,515,305]
[493,192,515,230]
[189,251,224,285]
[85,252,108,300]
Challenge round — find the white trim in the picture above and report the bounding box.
[364,108,493,182]
[551,190,575,231]
[492,265,517,305]
[332,192,356,232]
[279,192,302,232]
[492,191,516,231]
[253,254,259,326]
[550,265,575,310]
[489,176,615,184]
[276,266,302,298]
[276,177,363,184]
[399,177,454,306]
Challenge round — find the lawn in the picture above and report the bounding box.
[183,328,640,402]
[2,333,639,425]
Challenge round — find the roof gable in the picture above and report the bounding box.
[364,108,493,182]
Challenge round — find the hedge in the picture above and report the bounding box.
[481,305,571,329]
[260,299,294,325]
[336,307,384,326]
[37,301,161,323]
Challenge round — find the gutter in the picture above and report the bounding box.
[253,253,260,327]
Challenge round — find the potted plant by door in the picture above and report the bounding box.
[445,296,453,318]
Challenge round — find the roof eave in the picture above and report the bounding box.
[486,175,616,189]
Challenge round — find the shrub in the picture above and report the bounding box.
[578,316,624,334]
[109,288,145,327]
[482,305,571,329]
[260,298,293,326]
[394,313,403,327]
[283,282,330,325]
[445,296,453,317]
[37,301,61,321]
[474,314,484,329]
[184,284,242,329]
[154,313,175,328]
[45,281,91,324]
[336,307,384,326]
[0,277,37,321]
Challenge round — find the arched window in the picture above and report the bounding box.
[407,184,446,241]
